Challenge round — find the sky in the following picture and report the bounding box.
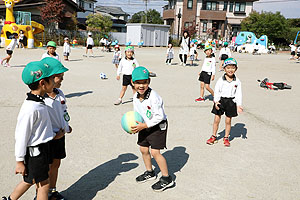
[96,0,300,19]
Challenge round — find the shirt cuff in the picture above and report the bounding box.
[16,157,24,162]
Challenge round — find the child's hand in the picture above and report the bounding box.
[211,75,215,81]
[116,75,120,80]
[131,121,148,134]
[54,128,65,139]
[198,72,201,76]
[15,161,26,176]
[67,125,72,133]
[215,102,221,110]
[237,106,243,113]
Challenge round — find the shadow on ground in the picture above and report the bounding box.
[217,123,247,141]
[65,91,93,98]
[61,153,139,200]
[204,94,213,101]
[152,146,189,184]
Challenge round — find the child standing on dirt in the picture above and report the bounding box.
[289,43,296,60]
[195,46,215,102]
[131,66,174,192]
[84,32,94,57]
[189,43,197,66]
[63,37,71,61]
[42,41,60,61]
[1,33,18,67]
[112,45,122,69]
[114,46,139,105]
[206,58,243,147]
[166,43,174,65]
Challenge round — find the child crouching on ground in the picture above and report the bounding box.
[206,58,243,147]
[131,66,174,192]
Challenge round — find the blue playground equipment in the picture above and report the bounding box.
[235,31,268,49]
[294,31,300,44]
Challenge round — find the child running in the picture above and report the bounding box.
[2,60,65,200]
[84,32,94,57]
[289,43,296,60]
[63,37,71,61]
[42,57,71,200]
[112,45,122,69]
[165,43,174,65]
[42,41,60,61]
[195,45,215,102]
[114,46,139,105]
[218,42,231,71]
[131,66,174,192]
[1,33,18,67]
[206,58,243,147]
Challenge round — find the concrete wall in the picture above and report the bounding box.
[110,32,126,45]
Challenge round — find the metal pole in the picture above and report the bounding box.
[145,0,148,23]
[177,8,181,40]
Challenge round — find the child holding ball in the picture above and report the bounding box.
[131,66,174,192]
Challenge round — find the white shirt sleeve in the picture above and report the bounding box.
[117,59,123,76]
[146,96,165,128]
[15,110,36,161]
[214,78,222,103]
[212,58,216,75]
[134,59,140,68]
[227,48,231,58]
[235,80,242,106]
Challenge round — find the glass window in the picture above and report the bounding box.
[187,0,193,9]
[240,3,246,12]
[229,2,234,12]
[206,2,211,10]
[224,1,228,11]
[235,2,240,12]
[203,22,207,33]
[212,2,217,10]
[235,2,246,12]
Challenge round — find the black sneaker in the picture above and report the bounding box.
[2,197,10,200]
[49,191,66,200]
[151,176,174,192]
[136,170,156,183]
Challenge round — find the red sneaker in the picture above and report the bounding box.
[206,135,218,145]
[223,137,230,147]
[195,97,205,102]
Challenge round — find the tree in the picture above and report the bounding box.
[241,11,289,43]
[86,13,113,34]
[129,9,163,24]
[39,0,65,30]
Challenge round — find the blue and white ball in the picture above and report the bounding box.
[100,72,107,79]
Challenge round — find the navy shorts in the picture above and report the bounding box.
[122,75,133,87]
[211,97,238,118]
[199,71,212,84]
[87,45,93,49]
[49,136,66,160]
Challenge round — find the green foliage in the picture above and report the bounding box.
[287,18,300,28]
[241,11,289,43]
[86,13,113,34]
[129,9,163,24]
[286,27,300,44]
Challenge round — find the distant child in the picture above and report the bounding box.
[206,58,243,147]
[2,60,64,200]
[84,32,94,57]
[211,42,216,57]
[296,44,300,60]
[1,33,18,67]
[114,46,139,105]
[195,46,215,102]
[42,57,71,200]
[189,43,197,66]
[218,42,231,71]
[18,30,25,49]
[63,37,71,61]
[289,43,296,60]
[42,41,60,61]
[131,66,174,192]
[166,43,174,65]
[112,45,122,69]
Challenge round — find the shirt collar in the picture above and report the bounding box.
[125,56,134,60]
[26,92,45,103]
[136,88,152,100]
[47,51,57,56]
[44,88,59,98]
[222,74,236,81]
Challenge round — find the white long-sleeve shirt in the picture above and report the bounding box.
[117,57,139,76]
[44,88,69,134]
[6,38,17,51]
[189,46,197,55]
[214,74,242,106]
[41,52,60,61]
[201,57,216,75]
[219,47,231,58]
[290,44,296,52]
[87,37,94,46]
[15,94,55,162]
[63,42,71,53]
[133,88,167,128]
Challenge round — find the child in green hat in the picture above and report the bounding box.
[42,41,60,61]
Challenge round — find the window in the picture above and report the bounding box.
[223,1,228,11]
[229,2,234,12]
[206,2,218,10]
[187,0,193,9]
[79,0,84,8]
[89,3,92,9]
[235,2,246,12]
[203,22,207,33]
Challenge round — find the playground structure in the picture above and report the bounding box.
[234,31,268,54]
[0,0,44,48]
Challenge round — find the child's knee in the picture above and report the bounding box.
[205,84,211,90]
[140,146,150,155]
[150,149,161,157]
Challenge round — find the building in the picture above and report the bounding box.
[95,5,130,32]
[72,0,96,29]
[163,0,258,40]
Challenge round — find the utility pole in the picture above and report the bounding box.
[177,8,181,40]
[144,0,148,23]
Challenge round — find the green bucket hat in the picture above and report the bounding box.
[132,66,149,82]
[125,46,134,52]
[223,58,238,68]
[224,42,228,46]
[47,41,57,48]
[41,57,69,75]
[22,61,57,85]
[204,45,212,52]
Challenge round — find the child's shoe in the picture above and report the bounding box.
[223,137,230,147]
[5,63,11,67]
[195,97,205,102]
[168,63,171,65]
[151,175,174,192]
[114,98,122,105]
[136,170,156,183]
[48,191,66,200]
[0,59,3,65]
[180,62,183,66]
[206,135,218,145]
[2,197,11,200]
